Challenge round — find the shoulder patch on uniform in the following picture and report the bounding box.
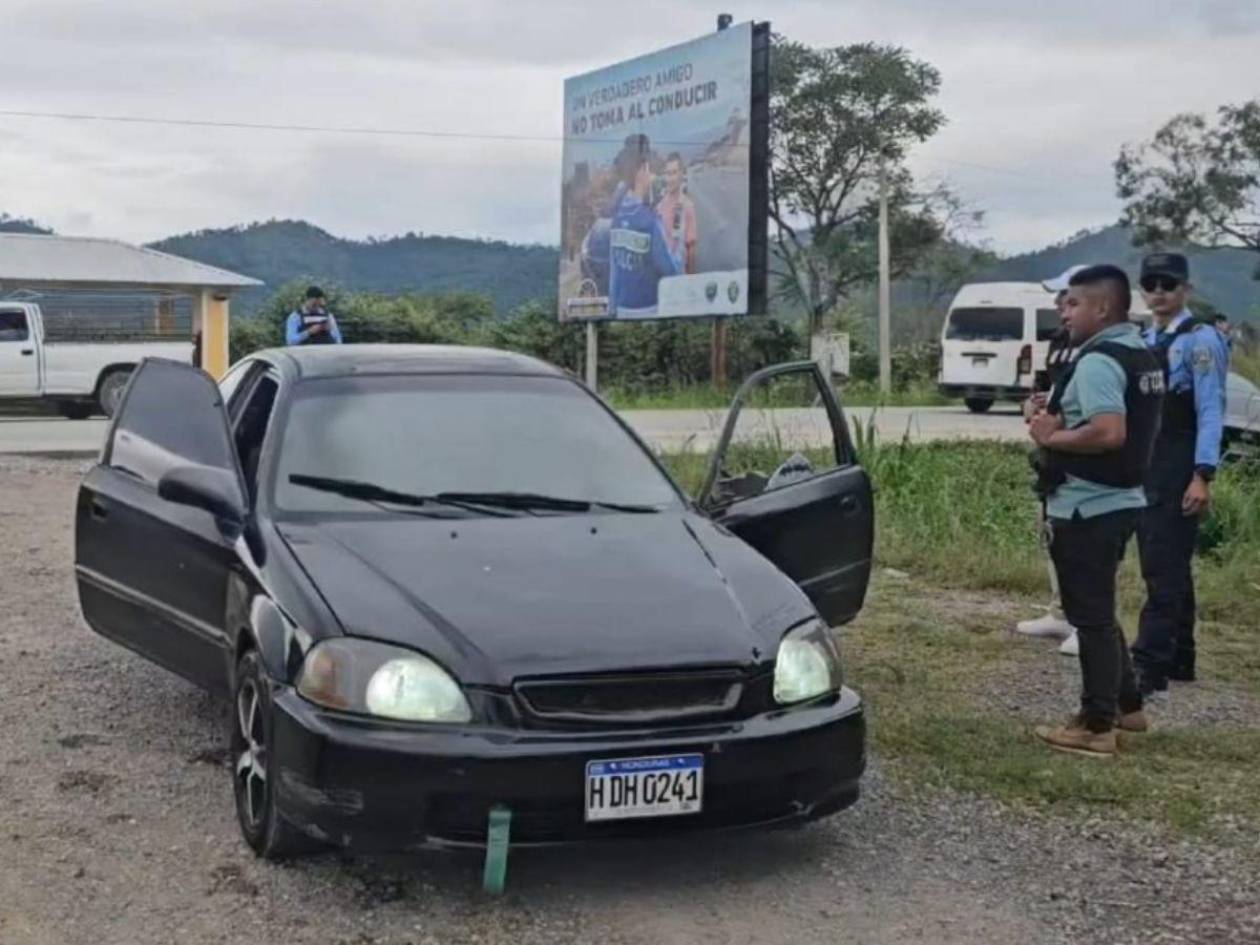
[1191,345,1214,373]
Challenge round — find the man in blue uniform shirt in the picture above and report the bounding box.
[607,134,683,318]
[1131,253,1229,696]
[286,286,343,346]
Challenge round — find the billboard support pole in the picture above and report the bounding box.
[877,156,892,396]
[710,317,728,388]
[585,321,599,391]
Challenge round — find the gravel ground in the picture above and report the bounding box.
[915,586,1260,730]
[1,459,1257,945]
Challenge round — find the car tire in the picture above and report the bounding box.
[96,368,132,418]
[964,397,993,414]
[230,650,321,861]
[57,401,93,421]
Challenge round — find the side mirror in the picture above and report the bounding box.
[158,464,247,526]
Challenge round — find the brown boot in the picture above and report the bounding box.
[1035,718,1117,758]
[1117,709,1150,733]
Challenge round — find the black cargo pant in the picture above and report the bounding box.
[1132,434,1199,684]
[1048,508,1143,731]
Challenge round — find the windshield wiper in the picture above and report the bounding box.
[435,491,661,514]
[288,475,516,518]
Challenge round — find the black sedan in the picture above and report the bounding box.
[74,346,873,858]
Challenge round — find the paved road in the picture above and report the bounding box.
[624,404,1026,452]
[0,406,1027,457]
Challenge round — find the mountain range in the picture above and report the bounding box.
[3,215,1256,321]
[983,226,1257,320]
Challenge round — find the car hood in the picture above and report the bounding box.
[276,511,814,687]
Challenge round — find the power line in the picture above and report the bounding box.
[0,106,1100,195]
[0,108,562,142]
[0,108,717,148]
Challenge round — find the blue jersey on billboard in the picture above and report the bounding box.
[609,192,683,315]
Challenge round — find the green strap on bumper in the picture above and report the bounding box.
[482,804,511,895]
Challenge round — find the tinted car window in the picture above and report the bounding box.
[0,309,29,342]
[1036,308,1063,342]
[945,307,1024,342]
[273,374,682,513]
[235,375,279,498]
[109,360,236,486]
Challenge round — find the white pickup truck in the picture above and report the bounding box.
[0,301,193,419]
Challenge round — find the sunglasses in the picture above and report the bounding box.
[1140,275,1183,293]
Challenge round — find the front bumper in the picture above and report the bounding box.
[938,383,1030,401]
[270,686,865,851]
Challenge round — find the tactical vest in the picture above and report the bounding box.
[1150,317,1209,439]
[299,312,335,345]
[1042,328,1075,392]
[1035,340,1165,498]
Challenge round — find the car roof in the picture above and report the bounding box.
[252,344,569,381]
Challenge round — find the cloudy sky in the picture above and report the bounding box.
[1,0,1256,253]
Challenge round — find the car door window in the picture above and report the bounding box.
[233,375,279,499]
[108,359,239,487]
[700,364,849,508]
[217,360,255,414]
[0,309,30,342]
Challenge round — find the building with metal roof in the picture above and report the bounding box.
[0,233,263,378]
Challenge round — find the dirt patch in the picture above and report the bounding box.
[55,769,116,795]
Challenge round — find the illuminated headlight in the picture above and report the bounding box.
[297,638,472,723]
[773,620,842,705]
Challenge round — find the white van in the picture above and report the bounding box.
[937,282,1059,413]
[938,281,1152,413]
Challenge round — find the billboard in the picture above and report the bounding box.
[559,22,768,321]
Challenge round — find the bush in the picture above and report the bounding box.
[849,339,941,391]
[230,282,805,393]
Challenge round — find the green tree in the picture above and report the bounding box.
[0,213,52,234]
[769,39,950,333]
[1115,100,1260,256]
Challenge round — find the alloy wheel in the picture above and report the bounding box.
[235,679,268,831]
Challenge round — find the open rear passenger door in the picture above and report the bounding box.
[699,362,873,626]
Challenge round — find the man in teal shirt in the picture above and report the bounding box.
[1028,265,1164,757]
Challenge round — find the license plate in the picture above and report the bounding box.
[585,754,703,822]
[971,356,991,366]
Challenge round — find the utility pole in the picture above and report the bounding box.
[710,317,728,389]
[711,12,732,389]
[585,321,598,391]
[877,156,892,396]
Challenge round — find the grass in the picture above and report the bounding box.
[660,435,1260,629]
[604,379,953,411]
[846,582,1260,840]
[1232,346,1260,386]
[659,434,1260,840]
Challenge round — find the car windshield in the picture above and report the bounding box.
[945,307,1024,342]
[272,373,682,515]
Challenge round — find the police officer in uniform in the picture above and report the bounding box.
[1131,253,1229,696]
[1028,264,1164,757]
[285,286,343,346]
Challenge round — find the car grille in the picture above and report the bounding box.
[514,670,744,725]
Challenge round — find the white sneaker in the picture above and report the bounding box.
[1059,631,1080,656]
[1015,613,1075,639]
